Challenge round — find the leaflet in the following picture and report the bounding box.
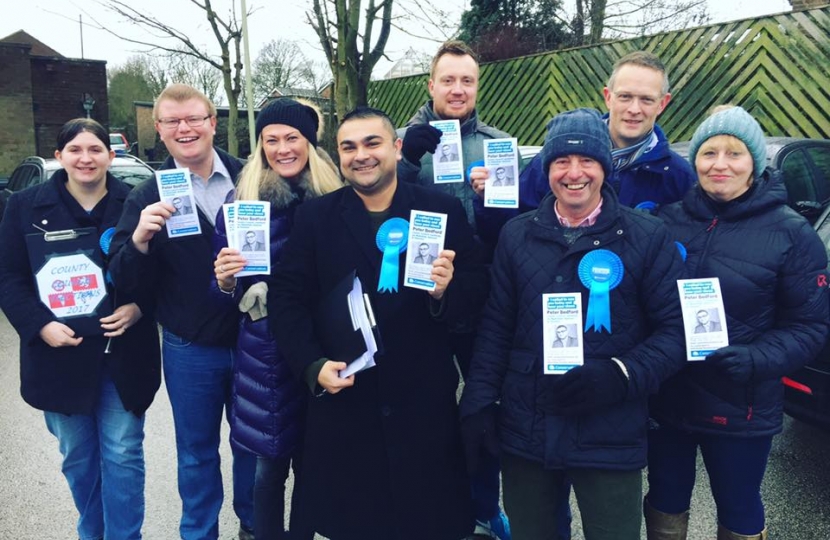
[156,168,201,238]
[484,138,519,208]
[430,120,464,184]
[224,201,270,277]
[404,210,447,291]
[677,278,729,361]
[340,278,378,378]
[542,293,584,374]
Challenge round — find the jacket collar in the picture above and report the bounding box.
[528,184,624,249]
[682,169,785,222]
[31,169,130,230]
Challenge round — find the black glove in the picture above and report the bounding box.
[460,403,500,474]
[546,360,628,416]
[401,124,442,164]
[706,346,754,384]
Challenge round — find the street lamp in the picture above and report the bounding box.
[82,93,95,119]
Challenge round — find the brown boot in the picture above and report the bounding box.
[717,524,768,539]
[644,499,689,540]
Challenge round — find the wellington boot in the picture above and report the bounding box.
[644,500,689,540]
[717,524,768,539]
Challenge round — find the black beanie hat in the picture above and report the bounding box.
[540,108,612,178]
[255,98,319,147]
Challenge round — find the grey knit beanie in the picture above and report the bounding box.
[541,108,612,178]
[255,98,319,147]
[688,106,766,178]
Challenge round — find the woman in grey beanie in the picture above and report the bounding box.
[645,106,829,540]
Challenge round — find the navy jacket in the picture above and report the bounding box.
[109,148,242,346]
[653,171,829,437]
[0,171,160,415]
[268,181,487,540]
[212,175,316,459]
[460,184,686,471]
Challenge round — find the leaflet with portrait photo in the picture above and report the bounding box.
[429,120,464,184]
[230,201,271,277]
[542,293,584,374]
[403,210,447,291]
[222,203,236,244]
[677,278,729,361]
[156,168,202,238]
[484,138,519,208]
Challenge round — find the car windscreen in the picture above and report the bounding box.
[110,135,124,145]
[110,165,154,187]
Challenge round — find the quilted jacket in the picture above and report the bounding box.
[460,184,686,470]
[652,170,829,437]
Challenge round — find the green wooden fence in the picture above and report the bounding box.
[369,5,830,145]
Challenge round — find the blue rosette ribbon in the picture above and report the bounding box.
[375,217,409,293]
[674,241,687,262]
[578,249,624,333]
[99,227,116,284]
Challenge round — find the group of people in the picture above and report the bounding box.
[0,39,827,540]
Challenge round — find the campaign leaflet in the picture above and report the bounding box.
[225,201,271,278]
[403,210,447,291]
[339,277,379,378]
[156,168,201,238]
[542,293,584,374]
[429,120,465,184]
[677,278,729,361]
[484,138,519,208]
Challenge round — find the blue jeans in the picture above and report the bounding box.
[162,329,256,539]
[646,424,773,535]
[44,375,146,540]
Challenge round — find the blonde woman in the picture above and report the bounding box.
[213,98,342,540]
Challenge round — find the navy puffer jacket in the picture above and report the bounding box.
[213,171,320,458]
[653,170,829,437]
[460,185,686,471]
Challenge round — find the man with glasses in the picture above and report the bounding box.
[109,84,256,540]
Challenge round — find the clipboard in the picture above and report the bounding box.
[314,270,383,367]
[25,227,112,336]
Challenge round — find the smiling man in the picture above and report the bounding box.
[109,84,255,540]
[394,40,513,539]
[520,51,695,213]
[460,108,686,540]
[268,107,488,540]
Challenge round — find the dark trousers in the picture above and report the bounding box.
[502,453,642,540]
[646,424,773,535]
[254,455,313,540]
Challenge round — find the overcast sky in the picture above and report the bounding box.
[0,0,793,80]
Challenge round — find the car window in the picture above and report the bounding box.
[805,146,830,203]
[780,149,816,206]
[8,164,41,192]
[110,135,124,145]
[110,165,154,187]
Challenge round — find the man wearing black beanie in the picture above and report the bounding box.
[460,109,686,540]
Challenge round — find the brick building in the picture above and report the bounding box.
[0,31,108,174]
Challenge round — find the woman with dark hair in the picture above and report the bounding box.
[0,118,160,539]
[645,106,829,540]
[212,98,342,539]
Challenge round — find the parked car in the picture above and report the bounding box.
[673,136,830,431]
[0,154,155,221]
[110,133,129,153]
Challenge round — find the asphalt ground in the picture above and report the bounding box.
[1,310,828,539]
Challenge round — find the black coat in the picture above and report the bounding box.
[460,185,686,471]
[268,181,488,540]
[108,148,242,346]
[0,171,160,415]
[653,171,829,436]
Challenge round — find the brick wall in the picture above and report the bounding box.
[30,57,108,157]
[0,43,36,175]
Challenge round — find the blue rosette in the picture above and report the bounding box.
[578,249,624,333]
[375,217,409,293]
[99,227,116,284]
[675,241,687,262]
[634,200,658,214]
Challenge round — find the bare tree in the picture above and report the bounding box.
[93,0,247,155]
[169,50,224,104]
[307,0,394,121]
[251,39,317,102]
[565,0,710,46]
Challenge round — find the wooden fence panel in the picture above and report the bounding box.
[369,6,830,145]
